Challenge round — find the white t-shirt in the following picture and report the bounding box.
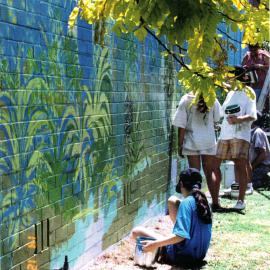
[250,127,270,165]
[172,93,222,151]
[219,89,257,142]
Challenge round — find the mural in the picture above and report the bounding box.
[0,1,178,269]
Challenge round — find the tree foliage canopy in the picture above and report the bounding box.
[69,0,269,106]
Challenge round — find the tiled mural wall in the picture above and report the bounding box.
[0,1,182,269]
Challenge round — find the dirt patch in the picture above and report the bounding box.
[87,190,270,270]
[88,216,182,270]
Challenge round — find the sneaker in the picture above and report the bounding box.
[245,184,253,195]
[233,200,246,210]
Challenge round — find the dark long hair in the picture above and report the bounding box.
[176,168,212,224]
[197,95,209,114]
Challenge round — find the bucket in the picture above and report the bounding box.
[223,161,235,188]
[225,104,241,115]
[231,183,239,199]
[134,236,158,267]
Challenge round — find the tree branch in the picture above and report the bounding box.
[139,16,227,88]
[239,0,248,9]
[143,26,181,63]
[175,44,187,52]
[217,11,244,23]
[214,37,226,53]
[217,27,248,45]
[143,26,211,81]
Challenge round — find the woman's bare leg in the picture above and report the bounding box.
[187,155,201,171]
[202,156,222,205]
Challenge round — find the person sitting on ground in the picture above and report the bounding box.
[248,111,270,188]
[172,92,222,211]
[131,168,212,266]
[215,67,257,210]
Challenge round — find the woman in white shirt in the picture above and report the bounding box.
[172,92,222,211]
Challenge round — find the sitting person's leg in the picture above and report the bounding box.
[167,195,180,223]
[131,226,163,240]
[252,164,270,188]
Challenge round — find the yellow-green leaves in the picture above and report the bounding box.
[68,7,80,28]
[134,27,147,42]
[68,0,269,107]
[244,86,256,100]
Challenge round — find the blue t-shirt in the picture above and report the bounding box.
[167,196,212,263]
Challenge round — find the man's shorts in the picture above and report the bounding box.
[183,145,217,156]
[216,139,250,160]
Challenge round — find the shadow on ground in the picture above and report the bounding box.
[135,260,207,270]
[256,188,270,200]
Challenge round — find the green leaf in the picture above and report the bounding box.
[134,27,148,42]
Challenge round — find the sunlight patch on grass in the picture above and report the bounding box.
[213,231,260,247]
[251,219,270,228]
[206,191,270,269]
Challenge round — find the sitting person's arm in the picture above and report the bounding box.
[251,128,269,169]
[141,234,184,252]
[251,147,267,169]
[142,198,192,252]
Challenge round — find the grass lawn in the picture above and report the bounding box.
[206,189,270,270]
[89,190,270,270]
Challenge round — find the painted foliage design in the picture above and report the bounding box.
[0,0,176,268]
[0,21,120,268]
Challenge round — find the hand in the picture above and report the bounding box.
[247,64,264,70]
[141,240,158,252]
[227,115,242,125]
[227,115,236,124]
[254,64,264,69]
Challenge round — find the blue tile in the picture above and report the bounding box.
[26,0,41,13]
[0,22,13,39]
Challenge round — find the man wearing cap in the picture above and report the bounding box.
[216,67,257,210]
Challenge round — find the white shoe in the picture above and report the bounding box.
[234,200,246,210]
[245,184,253,195]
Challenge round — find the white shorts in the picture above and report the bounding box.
[182,145,217,156]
